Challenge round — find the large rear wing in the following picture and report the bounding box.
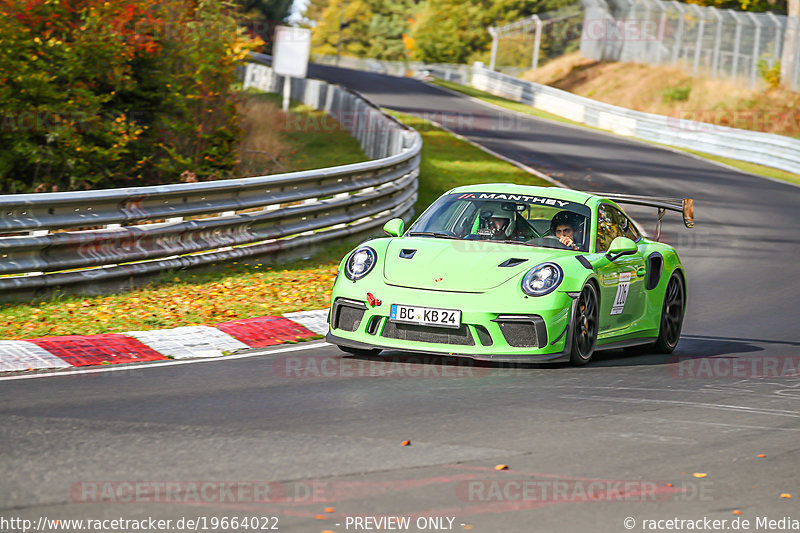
[592,193,694,240]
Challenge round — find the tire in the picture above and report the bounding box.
[652,272,685,354]
[337,345,382,357]
[569,283,599,365]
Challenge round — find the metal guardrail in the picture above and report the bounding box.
[317,53,799,175]
[471,65,800,176]
[0,63,421,293]
[312,54,474,85]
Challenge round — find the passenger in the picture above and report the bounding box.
[550,211,582,250]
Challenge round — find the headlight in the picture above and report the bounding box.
[344,247,377,281]
[521,262,563,296]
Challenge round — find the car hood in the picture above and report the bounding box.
[382,237,563,291]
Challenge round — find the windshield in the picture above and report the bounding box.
[407,192,592,252]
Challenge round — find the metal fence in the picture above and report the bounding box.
[0,63,421,294]
[488,2,585,73]
[471,64,800,174]
[581,0,800,90]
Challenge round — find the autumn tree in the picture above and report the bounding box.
[0,0,259,193]
[409,0,574,63]
[236,0,293,48]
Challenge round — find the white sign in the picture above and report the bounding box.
[272,26,311,79]
[610,271,632,316]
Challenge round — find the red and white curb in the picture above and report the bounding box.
[0,310,329,373]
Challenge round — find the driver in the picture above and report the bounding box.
[550,211,582,250]
[490,212,514,240]
[472,202,518,240]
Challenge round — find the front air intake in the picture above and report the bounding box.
[493,315,547,348]
[382,322,475,346]
[332,298,367,332]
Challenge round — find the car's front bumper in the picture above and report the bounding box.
[326,331,572,363]
[326,277,578,362]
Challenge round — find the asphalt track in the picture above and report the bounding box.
[2,65,800,533]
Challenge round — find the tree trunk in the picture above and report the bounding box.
[780,0,799,88]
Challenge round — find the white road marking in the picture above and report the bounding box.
[558,394,800,418]
[621,414,800,433]
[0,342,330,382]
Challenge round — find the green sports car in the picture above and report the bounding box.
[326,184,694,365]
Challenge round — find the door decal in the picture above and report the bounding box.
[611,272,632,315]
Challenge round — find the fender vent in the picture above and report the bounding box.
[647,253,664,290]
[498,258,527,268]
[400,249,417,259]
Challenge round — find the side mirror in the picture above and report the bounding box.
[606,236,638,261]
[383,218,404,237]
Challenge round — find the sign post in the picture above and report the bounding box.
[272,26,312,111]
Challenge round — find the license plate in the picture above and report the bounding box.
[389,304,461,329]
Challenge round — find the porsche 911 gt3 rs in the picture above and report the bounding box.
[326,184,694,365]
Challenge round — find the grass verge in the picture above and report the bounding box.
[238,92,367,175]
[431,79,800,188]
[2,110,548,339]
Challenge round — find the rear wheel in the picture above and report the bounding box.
[337,345,382,357]
[569,283,599,365]
[652,273,685,354]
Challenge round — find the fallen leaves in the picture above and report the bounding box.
[781,493,792,499]
[494,464,509,471]
[400,440,411,446]
[0,265,337,339]
[733,510,742,516]
[692,473,707,478]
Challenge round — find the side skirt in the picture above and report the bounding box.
[595,337,657,351]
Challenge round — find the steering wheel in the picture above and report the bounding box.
[541,236,573,249]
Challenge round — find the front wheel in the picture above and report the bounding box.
[652,273,685,354]
[569,283,599,365]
